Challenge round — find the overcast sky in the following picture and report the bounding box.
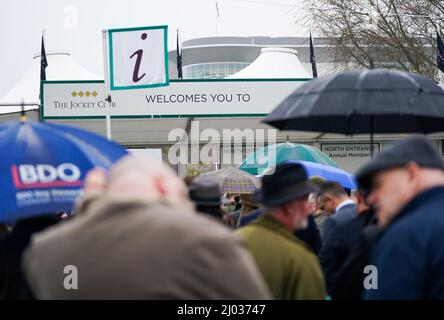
[0,0,307,96]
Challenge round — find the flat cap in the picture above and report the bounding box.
[356,136,444,190]
[188,179,221,207]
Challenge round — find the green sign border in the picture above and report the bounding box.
[40,78,310,120]
[108,25,169,91]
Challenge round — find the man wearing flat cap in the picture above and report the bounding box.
[188,178,227,224]
[356,136,444,300]
[236,163,326,300]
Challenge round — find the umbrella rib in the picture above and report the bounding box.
[314,132,325,140]
[396,71,421,90]
[417,116,427,134]
[350,71,369,117]
[346,112,354,133]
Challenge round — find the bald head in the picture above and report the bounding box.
[82,155,191,208]
[83,167,108,196]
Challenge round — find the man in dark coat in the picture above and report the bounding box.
[331,220,379,300]
[316,182,357,241]
[294,214,322,255]
[357,137,444,300]
[0,224,8,235]
[188,179,227,224]
[319,188,376,296]
[0,215,59,300]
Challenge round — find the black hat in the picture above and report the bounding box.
[255,163,319,207]
[188,179,221,207]
[357,136,444,190]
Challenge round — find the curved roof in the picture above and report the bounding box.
[0,52,100,115]
[182,36,333,47]
[227,47,310,79]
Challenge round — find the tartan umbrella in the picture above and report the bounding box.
[195,167,260,195]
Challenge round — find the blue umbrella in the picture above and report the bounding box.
[0,119,128,222]
[286,160,357,189]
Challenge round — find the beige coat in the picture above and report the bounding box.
[23,196,271,299]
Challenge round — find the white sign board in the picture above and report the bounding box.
[320,143,380,174]
[107,26,168,90]
[128,149,163,163]
[41,81,108,118]
[41,79,308,119]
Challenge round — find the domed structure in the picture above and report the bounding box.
[228,47,310,79]
[0,52,100,114]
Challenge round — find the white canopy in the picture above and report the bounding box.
[227,47,310,79]
[0,52,101,115]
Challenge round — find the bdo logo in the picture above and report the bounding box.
[11,164,82,189]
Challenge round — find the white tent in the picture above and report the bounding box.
[0,52,101,115]
[227,47,310,79]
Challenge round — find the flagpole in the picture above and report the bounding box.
[176,28,183,79]
[309,29,318,78]
[215,0,220,36]
[102,29,112,140]
[39,30,48,104]
[438,31,444,87]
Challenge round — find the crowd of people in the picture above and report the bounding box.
[1,136,444,299]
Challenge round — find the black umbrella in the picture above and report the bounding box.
[264,69,444,156]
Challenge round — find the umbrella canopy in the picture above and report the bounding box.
[286,160,357,189]
[239,142,338,175]
[195,167,260,194]
[0,119,127,222]
[264,69,444,134]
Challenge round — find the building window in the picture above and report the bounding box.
[183,62,249,79]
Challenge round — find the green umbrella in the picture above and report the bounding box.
[239,142,338,175]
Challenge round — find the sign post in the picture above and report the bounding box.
[102,29,112,140]
[102,25,169,139]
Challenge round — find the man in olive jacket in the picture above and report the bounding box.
[237,163,327,300]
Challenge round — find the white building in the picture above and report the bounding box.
[168,36,335,80]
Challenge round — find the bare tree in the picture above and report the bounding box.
[302,0,444,81]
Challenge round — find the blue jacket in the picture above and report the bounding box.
[364,187,444,300]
